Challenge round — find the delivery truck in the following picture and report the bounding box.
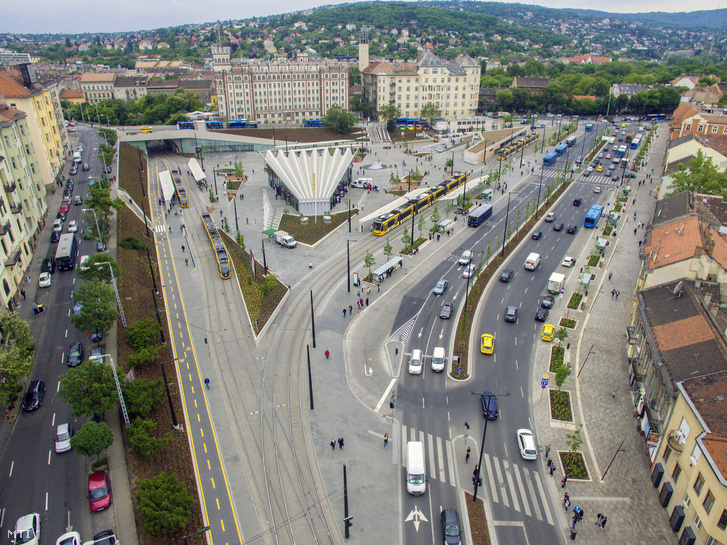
[548,272,565,294]
[273,230,297,248]
[524,252,541,271]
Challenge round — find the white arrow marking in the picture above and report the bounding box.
[439,328,444,340]
[405,505,429,531]
[418,327,424,338]
[364,365,373,376]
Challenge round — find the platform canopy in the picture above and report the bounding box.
[158,170,175,203]
[188,158,205,183]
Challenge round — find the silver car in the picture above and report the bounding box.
[55,423,73,453]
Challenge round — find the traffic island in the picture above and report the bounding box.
[558,450,590,481]
[464,492,492,545]
[549,389,574,423]
[559,318,577,329]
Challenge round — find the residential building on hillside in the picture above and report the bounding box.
[59,89,84,104]
[561,53,612,64]
[0,103,49,311]
[671,111,727,141]
[0,65,68,185]
[665,134,727,173]
[651,370,727,545]
[179,79,213,104]
[213,46,349,124]
[113,75,148,101]
[511,77,549,96]
[361,50,480,119]
[146,78,180,98]
[612,83,649,97]
[0,49,31,66]
[80,72,116,104]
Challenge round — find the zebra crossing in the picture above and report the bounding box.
[401,425,555,525]
[534,167,623,187]
[153,224,167,234]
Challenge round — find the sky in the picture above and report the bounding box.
[3,0,725,35]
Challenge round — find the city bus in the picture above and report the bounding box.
[566,135,576,147]
[305,119,327,127]
[616,145,627,157]
[140,125,153,134]
[176,121,194,130]
[467,204,493,227]
[625,133,634,143]
[630,136,641,149]
[543,152,558,166]
[585,123,594,132]
[554,143,568,156]
[55,234,78,270]
[584,204,604,229]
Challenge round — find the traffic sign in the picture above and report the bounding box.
[541,374,549,389]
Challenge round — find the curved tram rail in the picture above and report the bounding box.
[200,212,230,279]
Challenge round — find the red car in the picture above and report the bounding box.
[59,202,70,212]
[88,471,112,512]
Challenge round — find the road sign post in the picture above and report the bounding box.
[540,374,549,401]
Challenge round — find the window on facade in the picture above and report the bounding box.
[712,126,719,133]
[690,443,702,466]
[686,125,692,131]
[671,462,681,484]
[703,491,715,515]
[693,473,704,496]
[717,510,727,530]
[698,125,704,132]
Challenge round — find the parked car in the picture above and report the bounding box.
[97,241,107,252]
[441,509,462,545]
[51,231,60,243]
[104,165,112,174]
[67,342,84,367]
[41,257,55,274]
[22,380,46,411]
[55,423,73,453]
[439,302,453,319]
[72,301,83,315]
[56,211,67,221]
[517,429,538,460]
[85,530,118,545]
[12,513,40,545]
[541,295,555,309]
[89,347,105,363]
[562,256,576,267]
[55,531,81,545]
[504,305,518,323]
[91,329,104,343]
[60,202,70,213]
[433,278,448,296]
[480,391,499,419]
[535,308,549,322]
[69,165,78,175]
[38,272,52,288]
[88,471,112,512]
[499,268,514,282]
[541,323,556,342]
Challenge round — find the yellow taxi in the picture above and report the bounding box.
[481,334,495,354]
[541,324,556,342]
[596,165,603,172]
[621,123,626,128]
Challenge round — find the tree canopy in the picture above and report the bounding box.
[666,150,727,198]
[70,278,120,336]
[324,105,358,133]
[0,312,35,405]
[136,472,195,534]
[59,360,119,419]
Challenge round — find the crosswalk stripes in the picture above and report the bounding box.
[153,224,166,233]
[400,424,555,525]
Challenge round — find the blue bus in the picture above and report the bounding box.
[205,121,224,129]
[555,144,568,156]
[176,121,194,130]
[616,145,627,157]
[305,119,327,127]
[585,123,594,132]
[227,119,248,129]
[467,204,493,227]
[543,152,558,166]
[584,204,604,229]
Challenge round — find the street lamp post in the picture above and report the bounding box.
[536,165,545,219]
[82,208,102,244]
[98,353,131,427]
[500,192,511,258]
[95,261,127,327]
[159,358,180,429]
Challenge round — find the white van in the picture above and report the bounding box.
[73,151,82,164]
[406,441,426,495]
[408,349,423,375]
[524,252,540,271]
[431,347,446,372]
[351,178,372,189]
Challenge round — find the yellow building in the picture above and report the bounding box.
[80,72,116,105]
[0,65,68,186]
[653,370,727,545]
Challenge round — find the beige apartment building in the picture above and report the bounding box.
[80,72,116,104]
[212,46,349,124]
[0,65,68,185]
[0,103,49,311]
[361,50,481,119]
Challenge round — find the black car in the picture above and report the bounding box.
[91,329,104,343]
[63,187,73,197]
[51,231,61,243]
[97,241,107,252]
[542,295,555,309]
[69,165,78,175]
[611,175,619,181]
[441,509,462,545]
[104,165,112,174]
[573,198,582,206]
[553,222,564,231]
[440,302,453,319]
[22,380,46,411]
[567,224,578,234]
[480,391,499,420]
[67,342,84,367]
[625,173,636,179]
[82,163,90,171]
[41,257,56,274]
[504,305,518,323]
[532,230,543,240]
[500,268,514,282]
[57,211,67,221]
[536,307,549,322]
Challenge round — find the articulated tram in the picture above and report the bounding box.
[497,132,539,161]
[201,213,230,279]
[171,170,188,208]
[372,172,467,236]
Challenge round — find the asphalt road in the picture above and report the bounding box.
[0,125,116,543]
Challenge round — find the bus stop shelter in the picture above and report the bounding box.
[372,256,403,283]
[188,158,206,187]
[158,170,175,203]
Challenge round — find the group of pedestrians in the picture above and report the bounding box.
[611,289,620,299]
[330,437,345,450]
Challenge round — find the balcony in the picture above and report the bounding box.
[3,182,15,193]
[0,221,9,236]
[4,247,21,267]
[9,202,22,214]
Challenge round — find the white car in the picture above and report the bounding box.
[594,187,601,194]
[67,221,78,233]
[458,250,473,266]
[55,423,72,453]
[517,429,537,460]
[38,272,52,288]
[13,513,40,545]
[55,531,81,545]
[462,263,476,278]
[544,212,556,222]
[586,166,593,172]
[562,256,576,267]
[80,255,90,271]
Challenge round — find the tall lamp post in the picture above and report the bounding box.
[97,353,131,427]
[159,358,180,429]
[95,261,127,327]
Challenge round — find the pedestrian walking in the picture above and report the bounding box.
[564,498,570,512]
[384,433,389,448]
[596,513,603,525]
[578,508,585,522]
[20,289,25,300]
[561,475,568,488]
[616,290,620,299]
[377,283,380,293]
[611,289,615,298]
[343,308,347,317]
[185,258,189,267]
[612,387,617,398]
[549,464,555,476]
[465,447,471,463]
[26,276,30,285]
[204,377,210,389]
[367,286,371,296]
[634,228,637,235]
[349,305,353,313]
[365,297,369,306]
[608,271,613,280]
[180,225,183,233]
[338,437,344,449]
[545,444,550,459]
[600,516,608,530]
[563,492,569,506]
[331,439,336,450]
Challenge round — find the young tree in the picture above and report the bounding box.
[420,102,442,129]
[0,312,36,404]
[383,238,394,260]
[431,206,441,229]
[554,362,572,390]
[137,472,195,534]
[128,418,172,458]
[59,360,119,419]
[486,241,492,264]
[444,158,454,170]
[70,279,119,336]
[401,226,411,246]
[324,105,357,134]
[209,188,215,204]
[554,326,569,345]
[389,171,401,185]
[417,215,425,240]
[566,424,584,453]
[75,254,118,283]
[126,317,161,351]
[123,378,165,418]
[364,249,376,277]
[70,421,114,458]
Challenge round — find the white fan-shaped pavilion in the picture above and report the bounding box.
[263,146,354,216]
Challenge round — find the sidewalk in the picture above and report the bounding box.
[533,125,677,543]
